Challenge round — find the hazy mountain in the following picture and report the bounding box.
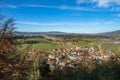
[96,30,120,36]
[15,30,120,37]
[15,31,66,36]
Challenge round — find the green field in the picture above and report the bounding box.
[103,43,120,54]
[18,37,120,54]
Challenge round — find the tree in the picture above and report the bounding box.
[0,15,31,80]
[0,17,16,53]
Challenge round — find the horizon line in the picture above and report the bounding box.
[15,29,120,34]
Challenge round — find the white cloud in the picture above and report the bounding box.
[6,5,18,9]
[117,14,120,17]
[96,0,111,7]
[22,4,96,11]
[0,4,18,9]
[76,0,89,4]
[76,0,120,8]
[92,0,120,8]
[17,21,64,26]
[23,4,58,9]
[63,13,82,16]
[17,21,112,27]
[17,21,88,26]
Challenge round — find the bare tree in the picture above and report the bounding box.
[0,16,16,54]
[0,15,31,80]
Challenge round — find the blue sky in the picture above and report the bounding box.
[0,0,120,33]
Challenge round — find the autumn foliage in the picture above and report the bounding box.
[0,16,31,80]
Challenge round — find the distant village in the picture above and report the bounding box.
[27,44,120,71]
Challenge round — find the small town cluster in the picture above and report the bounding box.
[47,46,118,69]
[27,45,120,71]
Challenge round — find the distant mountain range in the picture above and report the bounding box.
[96,30,120,36]
[15,31,66,36]
[15,30,120,37]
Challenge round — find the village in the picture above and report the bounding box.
[47,46,117,69]
[27,44,120,72]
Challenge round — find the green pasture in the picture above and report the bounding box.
[17,37,120,54]
[103,43,120,54]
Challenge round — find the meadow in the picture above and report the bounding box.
[17,37,120,54]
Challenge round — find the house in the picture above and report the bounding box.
[59,60,67,67]
[75,46,81,51]
[68,54,77,60]
[91,55,97,60]
[48,53,55,59]
[47,59,56,67]
[99,48,105,55]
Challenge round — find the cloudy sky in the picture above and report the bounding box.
[0,0,120,33]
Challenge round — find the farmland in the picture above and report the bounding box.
[16,35,120,80]
[17,36,120,54]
